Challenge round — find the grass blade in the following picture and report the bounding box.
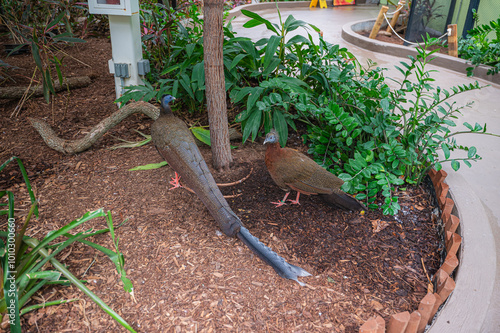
[22,237,137,333]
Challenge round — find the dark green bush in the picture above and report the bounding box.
[458,11,500,76]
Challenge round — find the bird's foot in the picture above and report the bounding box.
[169,172,182,190]
[271,200,287,208]
[287,192,301,205]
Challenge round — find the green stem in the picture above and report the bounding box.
[445,131,500,139]
[20,299,78,316]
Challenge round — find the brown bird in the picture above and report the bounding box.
[264,129,367,211]
[151,96,310,285]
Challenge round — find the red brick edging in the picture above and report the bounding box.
[360,169,460,333]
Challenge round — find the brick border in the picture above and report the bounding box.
[360,170,459,333]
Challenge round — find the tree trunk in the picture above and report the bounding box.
[203,0,233,171]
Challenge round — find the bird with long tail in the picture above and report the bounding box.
[150,95,310,285]
[264,129,367,211]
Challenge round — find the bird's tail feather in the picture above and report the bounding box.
[237,227,311,286]
[319,192,367,211]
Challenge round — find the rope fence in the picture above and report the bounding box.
[369,1,458,55]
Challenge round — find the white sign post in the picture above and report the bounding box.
[88,0,150,100]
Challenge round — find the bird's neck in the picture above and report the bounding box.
[266,142,282,155]
[160,106,173,116]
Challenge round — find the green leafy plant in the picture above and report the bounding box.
[0,157,136,332]
[116,7,497,215]
[302,39,496,214]
[458,11,500,76]
[229,9,323,145]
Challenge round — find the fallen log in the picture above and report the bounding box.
[0,76,92,99]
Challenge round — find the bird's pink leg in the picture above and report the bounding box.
[287,192,301,205]
[271,192,290,207]
[169,172,182,190]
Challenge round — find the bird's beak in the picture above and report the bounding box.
[263,137,270,145]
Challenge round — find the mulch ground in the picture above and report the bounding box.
[0,36,444,332]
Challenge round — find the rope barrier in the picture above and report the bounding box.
[382,3,451,46]
[386,1,404,16]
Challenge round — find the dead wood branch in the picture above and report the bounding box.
[0,76,92,99]
[29,101,160,154]
[29,100,243,154]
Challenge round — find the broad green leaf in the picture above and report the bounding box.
[129,161,168,171]
[441,143,450,159]
[468,146,477,158]
[263,35,282,70]
[241,10,279,34]
[242,109,262,143]
[191,127,211,146]
[286,35,310,46]
[247,87,264,110]
[451,160,460,171]
[26,270,62,281]
[229,53,248,70]
[192,62,205,83]
[273,111,288,147]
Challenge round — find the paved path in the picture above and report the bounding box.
[230,3,500,332]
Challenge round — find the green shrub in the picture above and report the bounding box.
[458,11,500,76]
[303,41,489,214]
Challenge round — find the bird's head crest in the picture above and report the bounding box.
[263,129,279,145]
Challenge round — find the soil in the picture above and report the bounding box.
[0,37,443,332]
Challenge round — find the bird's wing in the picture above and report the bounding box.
[276,150,334,195]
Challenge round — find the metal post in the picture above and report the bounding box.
[107,13,144,99]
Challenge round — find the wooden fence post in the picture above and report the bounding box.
[369,6,389,39]
[386,1,405,34]
[448,24,458,57]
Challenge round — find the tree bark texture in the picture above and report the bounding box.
[203,0,233,171]
[29,101,159,154]
[0,76,92,99]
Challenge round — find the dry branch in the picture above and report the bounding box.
[29,101,160,154]
[0,76,92,99]
[29,101,242,154]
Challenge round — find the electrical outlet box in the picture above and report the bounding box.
[114,63,130,78]
[137,59,150,76]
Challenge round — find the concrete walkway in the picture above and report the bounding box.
[229,3,500,332]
